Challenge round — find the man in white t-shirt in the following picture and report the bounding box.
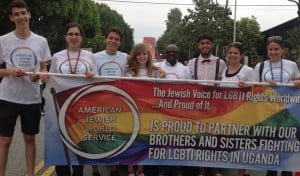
[93,27,127,176]
[0,1,51,176]
[154,44,191,176]
[154,44,191,80]
[94,27,128,77]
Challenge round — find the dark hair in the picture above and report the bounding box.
[197,33,214,43]
[266,36,284,48]
[227,42,243,55]
[63,23,86,41]
[9,0,28,15]
[105,27,123,42]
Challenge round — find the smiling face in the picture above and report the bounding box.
[227,46,242,65]
[105,32,121,54]
[198,39,213,58]
[136,50,149,67]
[267,42,284,62]
[65,27,83,50]
[165,45,179,66]
[9,7,31,30]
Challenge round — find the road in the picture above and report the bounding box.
[5,117,55,176]
[6,117,269,176]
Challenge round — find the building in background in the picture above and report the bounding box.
[143,37,156,59]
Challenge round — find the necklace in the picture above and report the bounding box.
[67,49,81,74]
[269,59,283,83]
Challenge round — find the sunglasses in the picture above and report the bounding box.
[166,50,177,54]
[267,36,282,42]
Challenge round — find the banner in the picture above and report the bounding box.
[44,76,300,171]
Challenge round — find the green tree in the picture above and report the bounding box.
[27,0,104,53]
[184,0,234,58]
[96,3,134,53]
[157,0,234,60]
[286,27,300,60]
[157,8,183,58]
[236,16,263,63]
[158,1,263,63]
[166,8,182,32]
[0,0,134,53]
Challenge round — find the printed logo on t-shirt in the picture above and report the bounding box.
[165,73,180,79]
[264,68,291,83]
[98,61,123,76]
[10,47,37,71]
[59,59,89,74]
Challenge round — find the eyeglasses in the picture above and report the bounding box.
[67,32,81,37]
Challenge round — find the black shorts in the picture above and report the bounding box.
[0,100,41,137]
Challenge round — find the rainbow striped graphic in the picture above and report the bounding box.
[45,77,300,171]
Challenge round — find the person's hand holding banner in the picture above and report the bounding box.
[7,67,26,77]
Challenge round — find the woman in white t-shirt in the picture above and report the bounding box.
[221,42,254,176]
[254,36,300,87]
[221,42,255,88]
[125,43,158,78]
[125,43,159,176]
[50,22,96,176]
[255,36,300,176]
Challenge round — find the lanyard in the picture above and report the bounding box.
[67,49,81,74]
[269,59,283,83]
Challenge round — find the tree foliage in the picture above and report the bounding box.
[236,16,263,58]
[166,8,182,32]
[0,0,134,53]
[286,27,300,61]
[96,4,134,53]
[157,0,262,64]
[157,1,234,62]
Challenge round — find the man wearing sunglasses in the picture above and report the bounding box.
[154,44,191,176]
[154,44,191,80]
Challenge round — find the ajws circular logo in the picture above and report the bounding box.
[10,47,37,71]
[58,85,140,159]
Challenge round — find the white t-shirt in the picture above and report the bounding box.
[94,50,127,76]
[125,67,159,78]
[220,65,255,88]
[154,61,191,79]
[0,31,51,104]
[254,59,300,83]
[50,49,96,74]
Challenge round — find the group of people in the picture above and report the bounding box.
[0,0,300,176]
